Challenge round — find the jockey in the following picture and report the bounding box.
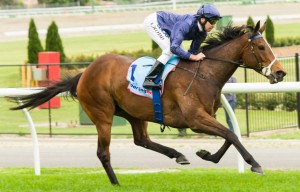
[143,4,222,89]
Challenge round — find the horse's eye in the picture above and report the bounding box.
[258,45,265,50]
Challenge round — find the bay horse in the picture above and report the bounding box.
[9,21,286,185]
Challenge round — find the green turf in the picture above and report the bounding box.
[275,23,300,38]
[0,168,299,192]
[268,130,300,139]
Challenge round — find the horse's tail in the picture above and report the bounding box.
[8,73,82,110]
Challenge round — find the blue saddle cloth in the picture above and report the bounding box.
[126,56,179,99]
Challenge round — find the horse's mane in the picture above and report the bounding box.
[202,25,252,51]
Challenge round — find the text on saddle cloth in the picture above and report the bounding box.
[127,56,179,99]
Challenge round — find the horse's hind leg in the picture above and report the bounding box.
[196,140,231,163]
[124,115,190,165]
[96,129,119,185]
[80,103,119,185]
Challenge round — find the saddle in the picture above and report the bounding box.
[127,56,179,98]
[127,56,179,126]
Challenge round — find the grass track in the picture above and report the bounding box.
[0,168,300,192]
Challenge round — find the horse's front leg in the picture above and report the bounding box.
[190,112,263,174]
[125,115,190,165]
[226,130,263,174]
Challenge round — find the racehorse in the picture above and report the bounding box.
[9,21,286,185]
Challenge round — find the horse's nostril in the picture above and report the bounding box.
[276,71,286,78]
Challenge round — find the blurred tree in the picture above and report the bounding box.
[45,21,66,62]
[152,40,160,51]
[27,18,44,64]
[0,0,19,6]
[265,15,275,46]
[246,16,255,27]
[283,93,297,111]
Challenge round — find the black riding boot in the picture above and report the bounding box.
[143,60,165,89]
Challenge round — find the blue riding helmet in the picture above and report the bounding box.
[196,4,222,19]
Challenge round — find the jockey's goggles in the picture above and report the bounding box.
[207,18,218,25]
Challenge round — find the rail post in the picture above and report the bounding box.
[296,53,300,129]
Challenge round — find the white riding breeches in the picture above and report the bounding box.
[143,13,174,65]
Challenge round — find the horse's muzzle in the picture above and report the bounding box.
[269,70,286,84]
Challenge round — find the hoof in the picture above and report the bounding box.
[176,155,190,165]
[196,150,211,159]
[251,166,264,175]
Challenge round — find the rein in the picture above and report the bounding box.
[183,60,201,96]
[176,64,223,90]
[205,57,243,67]
[176,57,245,92]
[205,56,261,71]
[176,56,252,93]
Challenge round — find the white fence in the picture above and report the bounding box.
[1,82,300,175]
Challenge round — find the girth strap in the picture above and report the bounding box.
[152,88,164,125]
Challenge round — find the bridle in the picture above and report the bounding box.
[205,32,277,77]
[178,31,279,94]
[248,32,277,76]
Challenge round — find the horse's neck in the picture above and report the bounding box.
[204,36,247,86]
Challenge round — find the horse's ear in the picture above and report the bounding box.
[253,21,261,34]
[259,21,266,34]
